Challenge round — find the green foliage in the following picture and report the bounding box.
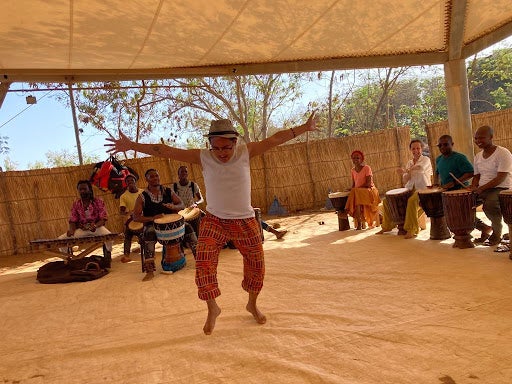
[28,149,101,169]
[468,48,512,113]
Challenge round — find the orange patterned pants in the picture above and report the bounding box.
[195,213,264,301]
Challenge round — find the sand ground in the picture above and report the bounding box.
[1,211,511,384]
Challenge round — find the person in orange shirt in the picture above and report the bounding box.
[345,150,381,230]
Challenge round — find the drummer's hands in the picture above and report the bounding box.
[105,129,134,155]
[467,185,481,194]
[162,203,175,210]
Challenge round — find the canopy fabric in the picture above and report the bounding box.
[1,0,512,83]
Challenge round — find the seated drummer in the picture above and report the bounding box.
[133,168,198,281]
[377,139,432,238]
[433,134,498,244]
[173,165,205,235]
[468,126,512,246]
[344,150,381,230]
[119,173,143,263]
[58,180,113,268]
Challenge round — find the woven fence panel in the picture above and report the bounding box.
[0,127,412,256]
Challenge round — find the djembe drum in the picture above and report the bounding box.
[418,188,451,240]
[154,214,186,273]
[328,191,350,231]
[499,190,512,259]
[442,190,476,249]
[178,207,202,235]
[128,220,143,235]
[385,188,411,235]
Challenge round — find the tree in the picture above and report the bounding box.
[28,149,101,169]
[467,48,512,113]
[36,75,307,160]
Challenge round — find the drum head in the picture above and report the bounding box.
[328,191,349,198]
[128,220,143,231]
[417,187,443,194]
[154,213,183,224]
[442,189,473,196]
[178,207,201,221]
[386,187,409,195]
[499,189,512,195]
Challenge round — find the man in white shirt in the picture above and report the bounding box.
[106,111,318,335]
[470,125,512,246]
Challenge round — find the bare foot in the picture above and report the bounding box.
[246,302,267,324]
[275,230,288,239]
[203,300,221,335]
[142,272,154,281]
[376,229,387,234]
[404,231,416,239]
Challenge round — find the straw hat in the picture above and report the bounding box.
[205,119,239,139]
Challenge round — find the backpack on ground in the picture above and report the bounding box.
[36,256,109,284]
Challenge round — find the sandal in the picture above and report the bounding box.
[473,232,491,244]
[494,244,510,253]
[484,234,502,246]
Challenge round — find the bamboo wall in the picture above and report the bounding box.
[426,109,512,161]
[1,126,412,257]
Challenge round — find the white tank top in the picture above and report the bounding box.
[200,143,254,219]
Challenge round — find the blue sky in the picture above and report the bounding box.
[0,89,109,170]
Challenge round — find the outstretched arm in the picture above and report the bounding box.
[247,111,319,158]
[105,130,201,164]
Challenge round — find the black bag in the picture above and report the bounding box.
[36,256,109,284]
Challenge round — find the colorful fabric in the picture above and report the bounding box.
[194,213,264,301]
[351,165,373,188]
[380,191,424,235]
[345,187,381,227]
[69,198,107,225]
[161,255,187,272]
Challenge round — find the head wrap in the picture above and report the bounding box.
[350,150,365,161]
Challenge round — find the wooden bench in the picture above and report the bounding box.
[30,233,122,260]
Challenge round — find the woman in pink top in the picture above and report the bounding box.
[345,150,381,230]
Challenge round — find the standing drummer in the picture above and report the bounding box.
[173,165,204,236]
[119,174,143,263]
[469,126,512,246]
[173,165,204,208]
[133,168,198,281]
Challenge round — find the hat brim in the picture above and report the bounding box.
[204,132,239,139]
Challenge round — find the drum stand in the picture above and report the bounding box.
[336,210,350,231]
[429,216,452,240]
[451,230,475,249]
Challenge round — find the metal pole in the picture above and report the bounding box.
[68,83,84,165]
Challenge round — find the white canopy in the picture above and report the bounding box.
[1,0,512,83]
